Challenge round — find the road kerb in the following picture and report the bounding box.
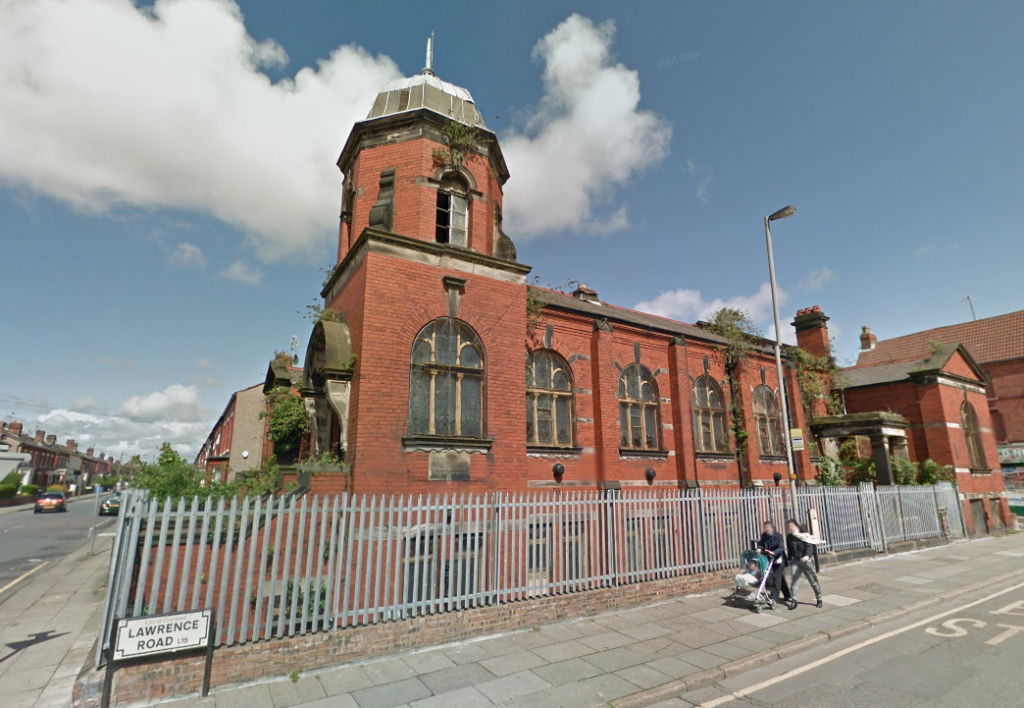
[611,566,1024,708]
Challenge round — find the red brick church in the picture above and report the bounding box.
[297,56,816,497]
[288,51,1007,533]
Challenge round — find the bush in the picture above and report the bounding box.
[0,483,18,499]
[917,459,955,485]
[19,484,40,496]
[46,484,69,493]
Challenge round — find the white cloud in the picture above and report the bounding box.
[803,267,834,291]
[119,383,210,422]
[0,4,670,258]
[169,242,206,268]
[187,375,222,388]
[685,157,713,204]
[0,0,401,262]
[913,243,937,256]
[501,14,672,237]
[35,384,214,458]
[222,260,263,285]
[634,282,785,327]
[196,358,212,368]
[766,323,798,346]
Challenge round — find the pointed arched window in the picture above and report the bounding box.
[526,350,575,447]
[752,385,785,457]
[618,364,661,450]
[408,318,484,438]
[961,401,985,470]
[693,375,729,453]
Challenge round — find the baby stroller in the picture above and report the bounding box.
[733,549,774,614]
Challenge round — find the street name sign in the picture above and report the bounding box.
[114,609,211,660]
[102,609,215,708]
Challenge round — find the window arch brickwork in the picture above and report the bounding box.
[961,400,986,470]
[618,364,661,451]
[752,385,785,457]
[526,350,575,448]
[408,318,485,438]
[693,375,729,454]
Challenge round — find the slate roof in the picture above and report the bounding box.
[857,309,1024,366]
[841,343,986,389]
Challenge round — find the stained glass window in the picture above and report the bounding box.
[526,350,575,447]
[618,364,661,450]
[408,318,484,437]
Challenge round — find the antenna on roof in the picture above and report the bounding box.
[962,294,977,321]
[422,31,435,76]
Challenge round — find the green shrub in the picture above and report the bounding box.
[19,484,40,496]
[917,459,955,485]
[0,483,18,499]
[1,471,21,487]
[46,484,69,493]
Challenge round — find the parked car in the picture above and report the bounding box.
[99,494,121,516]
[35,492,67,513]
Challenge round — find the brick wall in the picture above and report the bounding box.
[90,568,735,708]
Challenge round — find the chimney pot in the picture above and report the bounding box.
[35,430,46,443]
[10,422,23,436]
[860,326,877,351]
[66,439,78,452]
[86,447,95,457]
[571,284,600,303]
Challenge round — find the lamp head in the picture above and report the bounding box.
[768,205,797,221]
[773,472,782,487]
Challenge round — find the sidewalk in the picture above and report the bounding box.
[1,535,113,708]
[148,533,1024,708]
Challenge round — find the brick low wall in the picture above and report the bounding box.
[75,568,737,708]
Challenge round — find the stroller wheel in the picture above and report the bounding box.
[754,604,763,614]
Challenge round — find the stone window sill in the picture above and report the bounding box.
[759,455,789,464]
[619,449,670,460]
[402,435,492,454]
[695,451,734,462]
[527,446,583,458]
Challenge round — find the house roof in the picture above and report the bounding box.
[857,309,1024,366]
[841,342,986,389]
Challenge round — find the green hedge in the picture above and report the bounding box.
[20,484,40,496]
[0,483,18,499]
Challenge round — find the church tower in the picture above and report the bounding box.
[306,40,530,495]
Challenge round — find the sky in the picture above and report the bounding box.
[2,0,1022,460]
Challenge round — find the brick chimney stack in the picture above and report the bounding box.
[86,447,95,457]
[571,284,600,304]
[66,439,78,453]
[35,429,46,443]
[792,306,831,359]
[860,326,877,351]
[0,422,5,435]
[10,422,23,436]
[45,434,57,445]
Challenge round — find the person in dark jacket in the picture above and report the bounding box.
[786,519,823,609]
[756,522,792,608]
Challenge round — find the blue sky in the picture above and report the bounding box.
[1,0,1022,458]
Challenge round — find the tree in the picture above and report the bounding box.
[132,444,237,501]
[262,389,310,463]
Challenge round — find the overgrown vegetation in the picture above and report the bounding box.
[815,439,954,486]
[304,301,342,325]
[789,345,845,417]
[702,308,764,466]
[261,389,311,463]
[432,122,479,172]
[526,276,579,336]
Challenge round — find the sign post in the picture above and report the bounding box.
[100,609,214,708]
[89,485,103,557]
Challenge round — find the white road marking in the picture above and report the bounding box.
[2,524,25,533]
[0,561,49,595]
[696,579,1024,707]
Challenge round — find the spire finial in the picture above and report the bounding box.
[422,31,435,76]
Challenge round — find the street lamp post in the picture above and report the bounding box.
[764,205,798,512]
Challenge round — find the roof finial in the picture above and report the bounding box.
[422,31,435,76]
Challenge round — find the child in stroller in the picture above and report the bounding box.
[733,549,774,613]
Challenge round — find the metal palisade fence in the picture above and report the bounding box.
[96,482,963,665]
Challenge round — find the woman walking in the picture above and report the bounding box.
[756,522,792,609]
[786,519,823,609]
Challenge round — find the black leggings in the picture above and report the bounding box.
[768,563,791,602]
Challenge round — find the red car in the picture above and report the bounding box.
[34,492,67,513]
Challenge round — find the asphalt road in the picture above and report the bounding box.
[0,495,117,604]
[680,570,1024,708]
